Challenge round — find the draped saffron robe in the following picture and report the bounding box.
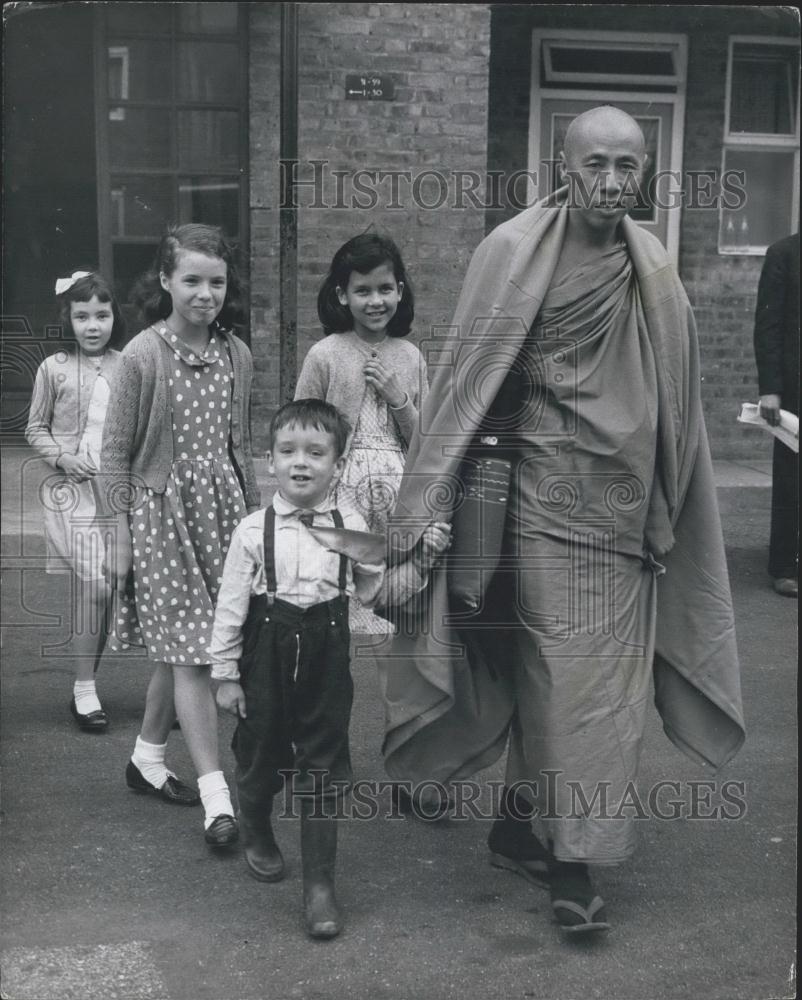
[379,196,745,862]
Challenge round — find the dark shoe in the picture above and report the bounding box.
[205,814,239,848]
[393,783,452,820]
[488,819,550,889]
[70,697,108,733]
[125,759,200,806]
[773,577,798,597]
[548,856,610,934]
[300,801,341,939]
[487,786,550,889]
[240,813,285,881]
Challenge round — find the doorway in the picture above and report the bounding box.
[528,31,687,261]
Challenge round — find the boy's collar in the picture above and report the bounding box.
[272,493,335,517]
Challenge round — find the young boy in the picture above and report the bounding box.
[209,399,450,940]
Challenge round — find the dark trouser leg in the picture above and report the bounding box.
[769,438,799,580]
[232,602,294,876]
[300,797,341,939]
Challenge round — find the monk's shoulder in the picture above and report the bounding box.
[480,203,552,253]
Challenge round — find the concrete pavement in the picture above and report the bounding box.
[0,441,796,1000]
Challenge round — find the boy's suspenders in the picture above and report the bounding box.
[330,509,348,598]
[264,506,277,606]
[262,506,348,605]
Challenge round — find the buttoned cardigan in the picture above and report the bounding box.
[26,349,121,466]
[294,331,428,455]
[100,326,260,512]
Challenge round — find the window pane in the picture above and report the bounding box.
[178,3,238,34]
[109,109,172,168]
[110,176,174,237]
[108,41,172,102]
[106,3,172,34]
[730,45,799,135]
[177,110,239,171]
[719,149,796,252]
[177,42,239,103]
[550,47,675,77]
[178,177,240,237]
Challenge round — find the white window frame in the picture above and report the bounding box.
[528,29,688,264]
[719,35,800,255]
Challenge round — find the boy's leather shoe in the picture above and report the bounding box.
[205,814,239,848]
[70,697,108,732]
[240,815,285,881]
[125,760,200,806]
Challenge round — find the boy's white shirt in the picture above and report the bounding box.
[208,492,427,680]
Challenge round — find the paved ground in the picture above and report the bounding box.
[0,442,796,1000]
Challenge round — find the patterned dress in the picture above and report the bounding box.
[334,382,406,634]
[110,328,246,664]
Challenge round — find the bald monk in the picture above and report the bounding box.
[380,107,744,934]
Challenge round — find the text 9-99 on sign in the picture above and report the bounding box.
[345,74,395,101]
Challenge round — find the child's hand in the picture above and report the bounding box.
[57,452,97,481]
[413,521,452,574]
[104,529,133,589]
[363,358,406,408]
[215,680,247,718]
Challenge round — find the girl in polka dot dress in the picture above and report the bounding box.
[101,224,260,849]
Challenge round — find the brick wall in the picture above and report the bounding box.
[248,3,283,455]
[486,4,799,459]
[248,2,492,452]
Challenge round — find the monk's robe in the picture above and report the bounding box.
[501,242,659,862]
[380,194,744,866]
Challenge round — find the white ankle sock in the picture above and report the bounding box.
[131,737,170,789]
[73,679,103,715]
[198,770,233,829]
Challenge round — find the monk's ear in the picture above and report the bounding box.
[558,151,568,184]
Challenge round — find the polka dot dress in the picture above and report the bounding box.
[110,328,245,665]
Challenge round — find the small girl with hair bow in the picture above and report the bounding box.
[25,270,125,732]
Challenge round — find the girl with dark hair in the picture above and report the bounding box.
[101,223,260,849]
[295,233,428,633]
[26,270,125,731]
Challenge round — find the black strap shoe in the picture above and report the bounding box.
[70,697,108,732]
[205,814,239,848]
[125,759,200,806]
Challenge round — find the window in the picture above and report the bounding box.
[94,3,248,327]
[720,37,800,255]
[541,38,682,90]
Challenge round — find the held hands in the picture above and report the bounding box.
[412,521,452,575]
[215,680,247,719]
[759,393,782,427]
[57,453,97,481]
[363,358,405,408]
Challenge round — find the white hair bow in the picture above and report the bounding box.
[55,271,92,295]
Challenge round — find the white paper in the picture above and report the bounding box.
[737,403,799,453]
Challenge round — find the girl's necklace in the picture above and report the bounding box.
[354,332,388,357]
